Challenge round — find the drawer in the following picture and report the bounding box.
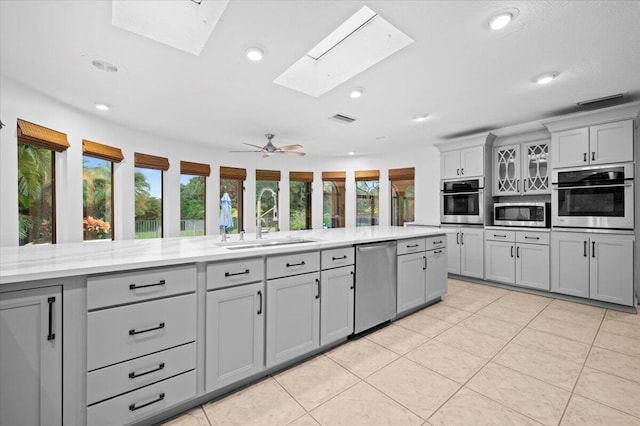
[87,294,196,371]
[425,235,446,250]
[87,343,195,405]
[321,247,355,270]
[207,258,264,290]
[87,370,195,426]
[485,230,516,242]
[516,231,549,245]
[267,251,320,279]
[397,238,426,255]
[87,265,196,310]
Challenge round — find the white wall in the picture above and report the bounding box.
[0,77,441,246]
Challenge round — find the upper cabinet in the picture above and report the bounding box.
[493,140,550,196]
[552,120,633,168]
[441,145,485,180]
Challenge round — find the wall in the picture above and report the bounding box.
[0,77,441,246]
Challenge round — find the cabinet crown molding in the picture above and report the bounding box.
[541,101,640,133]
[434,132,496,153]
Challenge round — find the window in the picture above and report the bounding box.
[322,171,345,228]
[16,119,69,245]
[290,171,313,230]
[180,161,210,237]
[256,169,280,233]
[355,170,380,227]
[134,152,169,239]
[82,139,123,241]
[220,166,246,233]
[390,167,415,226]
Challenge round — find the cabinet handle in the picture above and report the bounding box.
[434,250,443,254]
[286,261,306,268]
[510,246,514,258]
[494,234,507,238]
[516,246,520,258]
[225,269,250,277]
[129,322,165,336]
[332,255,347,261]
[583,241,587,257]
[583,153,587,162]
[129,280,166,290]
[433,240,443,245]
[456,233,459,245]
[592,241,596,258]
[523,180,528,192]
[315,278,320,299]
[457,168,460,176]
[47,297,55,341]
[591,152,595,161]
[460,233,464,245]
[257,290,263,315]
[129,363,165,379]
[350,271,354,289]
[461,168,464,175]
[517,179,520,192]
[423,256,427,270]
[524,236,539,240]
[129,393,165,411]
[406,244,420,248]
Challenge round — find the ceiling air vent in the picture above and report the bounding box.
[329,113,356,124]
[577,93,624,107]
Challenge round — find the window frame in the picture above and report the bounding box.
[389,167,416,227]
[82,155,115,241]
[355,170,380,227]
[289,171,313,231]
[220,167,247,234]
[322,171,346,229]
[180,173,207,237]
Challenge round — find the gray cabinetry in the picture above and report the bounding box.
[1,286,62,426]
[447,227,484,278]
[493,140,550,196]
[320,264,354,346]
[485,239,515,284]
[550,232,590,297]
[397,250,427,314]
[425,246,448,301]
[441,146,484,179]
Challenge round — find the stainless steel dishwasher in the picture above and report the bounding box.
[354,241,397,334]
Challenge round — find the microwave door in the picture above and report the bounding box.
[552,183,634,229]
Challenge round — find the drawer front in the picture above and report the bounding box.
[485,230,516,242]
[87,265,196,310]
[321,247,355,270]
[516,231,549,245]
[397,238,426,255]
[207,258,264,290]
[87,294,196,371]
[267,251,320,279]
[87,370,195,426]
[87,343,195,406]
[425,235,446,250]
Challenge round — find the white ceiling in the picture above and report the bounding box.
[1,1,639,156]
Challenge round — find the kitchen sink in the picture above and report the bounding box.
[216,238,317,250]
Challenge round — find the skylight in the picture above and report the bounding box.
[274,6,414,98]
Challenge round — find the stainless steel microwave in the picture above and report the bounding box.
[494,203,550,228]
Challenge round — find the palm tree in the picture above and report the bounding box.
[18,144,53,245]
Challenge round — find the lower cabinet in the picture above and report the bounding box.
[266,272,320,368]
[206,282,264,392]
[425,248,448,301]
[446,227,484,278]
[397,251,427,313]
[551,232,634,305]
[320,265,354,346]
[0,286,62,426]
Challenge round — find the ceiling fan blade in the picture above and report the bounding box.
[229,150,262,153]
[243,143,266,150]
[281,151,306,156]
[277,144,303,151]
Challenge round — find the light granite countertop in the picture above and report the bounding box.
[0,226,446,284]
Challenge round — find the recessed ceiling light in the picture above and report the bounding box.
[349,88,364,99]
[536,72,559,85]
[246,46,264,62]
[348,151,355,156]
[95,103,110,111]
[91,59,118,73]
[413,114,429,122]
[489,13,512,30]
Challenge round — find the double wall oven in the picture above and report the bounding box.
[552,163,634,230]
[440,177,486,225]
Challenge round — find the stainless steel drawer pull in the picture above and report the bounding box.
[406,244,420,248]
[225,269,250,277]
[47,297,55,341]
[494,234,507,238]
[433,240,443,245]
[129,363,165,379]
[129,322,165,336]
[434,250,443,254]
[129,280,166,290]
[524,236,540,240]
[332,255,348,261]
[129,393,165,411]
[286,261,306,267]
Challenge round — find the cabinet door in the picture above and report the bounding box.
[551,232,589,297]
[446,231,461,275]
[516,244,550,290]
[590,120,634,165]
[441,151,461,180]
[1,286,62,426]
[493,145,521,196]
[552,128,590,168]
[484,240,515,284]
[397,252,427,314]
[426,248,448,301]
[266,273,320,368]
[522,141,550,195]
[590,235,634,306]
[206,282,264,392]
[460,228,484,278]
[460,146,484,177]
[320,266,354,346]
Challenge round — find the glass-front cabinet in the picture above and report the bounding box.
[493,140,550,196]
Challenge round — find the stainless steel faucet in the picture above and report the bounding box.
[256,187,277,239]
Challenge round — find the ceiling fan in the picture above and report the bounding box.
[230,134,305,158]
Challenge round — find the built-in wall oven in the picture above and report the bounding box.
[440,178,485,225]
[552,163,634,229]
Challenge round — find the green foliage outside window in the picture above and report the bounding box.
[83,156,113,240]
[18,143,54,245]
[135,168,162,238]
[181,175,205,236]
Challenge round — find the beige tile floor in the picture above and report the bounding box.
[162,279,640,426]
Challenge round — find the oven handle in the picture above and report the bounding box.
[552,183,633,190]
[441,191,481,196]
